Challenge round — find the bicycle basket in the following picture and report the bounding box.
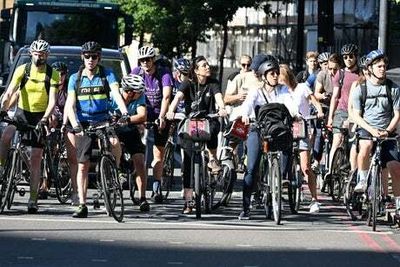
[225,119,249,141]
[292,120,307,140]
[179,118,211,142]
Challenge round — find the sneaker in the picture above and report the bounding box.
[27,200,38,214]
[208,159,221,173]
[182,201,194,214]
[139,199,150,212]
[309,201,320,213]
[72,204,88,218]
[152,193,163,204]
[70,192,79,206]
[311,160,319,172]
[238,210,250,220]
[118,172,129,190]
[354,179,367,193]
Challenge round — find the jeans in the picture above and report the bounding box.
[242,128,291,211]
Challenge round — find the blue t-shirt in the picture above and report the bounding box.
[109,93,146,132]
[68,66,118,123]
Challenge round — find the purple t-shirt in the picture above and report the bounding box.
[131,66,173,121]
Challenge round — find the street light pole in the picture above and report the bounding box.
[296,0,305,72]
[378,0,388,51]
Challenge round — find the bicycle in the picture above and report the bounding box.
[212,118,245,209]
[326,125,352,202]
[357,135,398,231]
[0,117,35,212]
[85,121,124,222]
[174,112,218,219]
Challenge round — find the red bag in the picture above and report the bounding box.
[226,119,249,140]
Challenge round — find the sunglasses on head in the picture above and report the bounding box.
[343,54,355,60]
[83,54,99,60]
[241,63,250,68]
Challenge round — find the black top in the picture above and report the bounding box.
[178,77,221,116]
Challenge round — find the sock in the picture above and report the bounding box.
[153,180,161,194]
[359,170,368,182]
[30,190,38,202]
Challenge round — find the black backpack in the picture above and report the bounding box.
[19,62,53,96]
[359,79,393,117]
[256,102,293,151]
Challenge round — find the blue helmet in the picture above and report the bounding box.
[365,49,387,67]
[174,58,190,75]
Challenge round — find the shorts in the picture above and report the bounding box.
[332,109,348,134]
[152,121,170,147]
[298,137,310,151]
[14,108,45,148]
[357,129,399,168]
[117,128,145,155]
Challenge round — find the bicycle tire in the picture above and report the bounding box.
[128,171,139,205]
[370,164,381,231]
[1,150,18,212]
[194,153,202,219]
[100,155,124,222]
[330,147,345,202]
[52,145,72,204]
[271,156,282,224]
[288,155,301,214]
[261,155,272,219]
[211,161,234,210]
[161,142,174,200]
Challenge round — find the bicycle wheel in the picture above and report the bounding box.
[211,160,235,210]
[261,156,272,219]
[370,165,381,231]
[288,155,301,214]
[100,155,124,222]
[161,142,174,200]
[52,146,72,204]
[345,170,364,220]
[330,147,345,202]
[270,156,282,224]
[193,153,202,219]
[128,170,139,205]
[1,150,18,212]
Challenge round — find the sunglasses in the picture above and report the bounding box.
[268,70,279,76]
[343,54,355,60]
[139,57,152,63]
[83,54,99,60]
[241,63,251,68]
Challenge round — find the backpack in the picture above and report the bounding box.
[19,62,53,96]
[359,79,393,117]
[74,64,110,99]
[256,102,293,151]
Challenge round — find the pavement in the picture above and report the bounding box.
[1,176,400,267]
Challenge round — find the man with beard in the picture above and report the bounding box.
[0,39,59,213]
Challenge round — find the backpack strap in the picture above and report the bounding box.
[360,79,394,118]
[74,65,110,99]
[386,79,393,117]
[360,80,367,117]
[19,62,52,96]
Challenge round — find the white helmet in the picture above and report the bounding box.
[121,74,145,93]
[29,40,50,53]
[138,46,155,59]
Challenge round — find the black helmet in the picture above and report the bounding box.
[341,44,358,55]
[51,61,68,74]
[82,41,102,54]
[256,55,279,76]
[174,58,191,75]
[358,55,367,70]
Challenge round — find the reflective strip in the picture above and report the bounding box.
[77,94,108,101]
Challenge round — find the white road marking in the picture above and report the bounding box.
[167,262,183,265]
[236,244,253,247]
[31,238,46,241]
[0,216,393,235]
[99,239,115,242]
[169,241,185,245]
[17,256,33,260]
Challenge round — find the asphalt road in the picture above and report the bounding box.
[0,179,400,267]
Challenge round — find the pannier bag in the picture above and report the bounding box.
[292,119,307,140]
[179,118,211,142]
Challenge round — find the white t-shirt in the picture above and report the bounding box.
[286,83,312,117]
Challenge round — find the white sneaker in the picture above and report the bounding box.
[354,179,367,193]
[309,201,320,213]
[70,193,79,206]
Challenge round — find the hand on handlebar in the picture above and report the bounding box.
[218,108,228,118]
[166,111,175,121]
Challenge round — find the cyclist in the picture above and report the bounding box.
[312,53,341,171]
[317,52,331,72]
[111,74,150,212]
[296,51,319,89]
[166,55,227,214]
[279,64,324,213]
[65,41,129,218]
[172,58,191,113]
[0,39,59,213]
[38,61,79,203]
[351,49,400,195]
[131,46,173,203]
[238,55,291,220]
[327,44,360,174]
